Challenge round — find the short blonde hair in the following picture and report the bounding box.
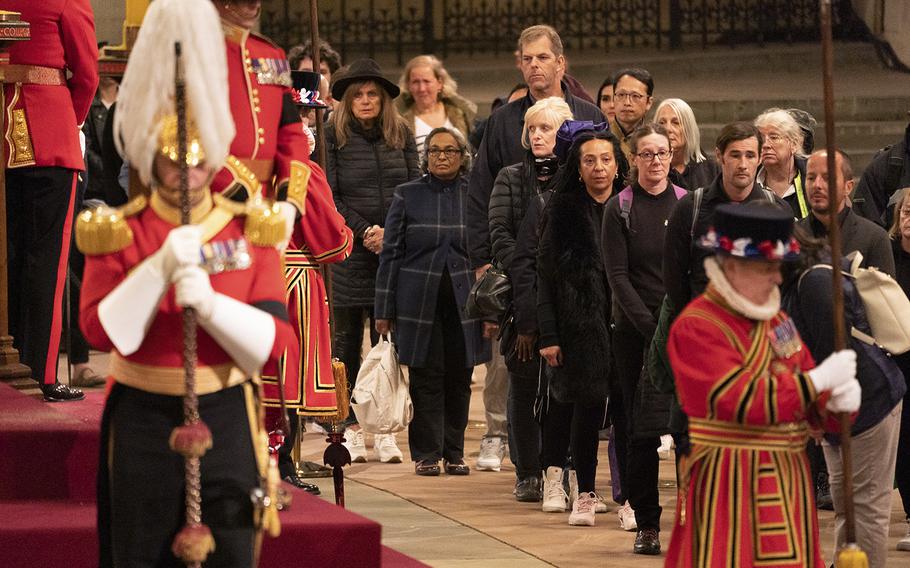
[521,97,573,150]
[755,108,806,158]
[890,187,910,240]
[398,54,459,106]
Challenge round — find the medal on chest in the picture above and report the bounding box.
[201,237,252,274]
[767,316,802,359]
[251,57,291,87]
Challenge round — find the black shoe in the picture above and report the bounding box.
[515,477,542,502]
[816,472,833,511]
[41,383,85,402]
[633,528,661,555]
[282,475,321,494]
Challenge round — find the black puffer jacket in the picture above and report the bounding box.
[488,154,556,271]
[326,121,420,307]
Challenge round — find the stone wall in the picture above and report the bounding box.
[91,0,126,45]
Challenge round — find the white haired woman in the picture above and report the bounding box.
[488,96,573,502]
[755,107,809,218]
[397,54,477,154]
[654,98,718,190]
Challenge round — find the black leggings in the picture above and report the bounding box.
[540,395,606,493]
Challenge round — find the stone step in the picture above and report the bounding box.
[698,120,906,149]
[688,98,910,123]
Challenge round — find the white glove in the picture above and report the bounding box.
[827,378,862,413]
[150,225,203,279]
[173,265,215,321]
[277,201,297,252]
[808,349,857,394]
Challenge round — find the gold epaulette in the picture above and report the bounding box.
[213,192,248,216]
[244,198,286,247]
[75,196,146,255]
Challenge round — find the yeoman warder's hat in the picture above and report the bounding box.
[330,58,399,101]
[699,202,800,262]
[291,70,328,108]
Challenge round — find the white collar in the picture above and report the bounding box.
[704,257,780,321]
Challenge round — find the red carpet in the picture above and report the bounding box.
[0,382,418,567]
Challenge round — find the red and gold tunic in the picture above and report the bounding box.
[666,285,826,568]
[3,0,98,170]
[78,192,295,392]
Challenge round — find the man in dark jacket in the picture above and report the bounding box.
[851,121,910,227]
[663,122,785,312]
[465,24,602,472]
[799,149,896,277]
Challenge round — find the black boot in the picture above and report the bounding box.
[815,471,833,511]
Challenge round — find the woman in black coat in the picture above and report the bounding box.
[537,129,628,527]
[326,59,420,461]
[375,127,490,476]
[488,96,572,502]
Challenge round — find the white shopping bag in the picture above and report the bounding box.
[350,335,413,434]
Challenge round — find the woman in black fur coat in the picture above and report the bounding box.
[536,128,628,526]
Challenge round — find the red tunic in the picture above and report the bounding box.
[666,286,826,568]
[3,0,98,170]
[262,163,353,415]
[79,194,295,392]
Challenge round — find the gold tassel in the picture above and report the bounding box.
[836,544,868,568]
[329,359,349,424]
[75,205,134,255]
[244,199,286,247]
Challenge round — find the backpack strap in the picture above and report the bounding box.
[885,143,904,199]
[618,185,633,232]
[761,188,776,202]
[690,187,705,239]
[671,184,688,200]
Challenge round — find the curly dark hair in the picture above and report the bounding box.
[556,129,629,196]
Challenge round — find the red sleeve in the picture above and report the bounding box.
[271,94,309,196]
[78,250,130,353]
[248,244,296,361]
[61,0,99,124]
[293,161,353,263]
[668,312,819,424]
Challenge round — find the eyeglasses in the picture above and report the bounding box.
[428,147,460,158]
[613,91,648,103]
[764,133,785,144]
[636,149,672,162]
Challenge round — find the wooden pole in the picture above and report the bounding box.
[820,0,862,556]
[0,12,32,381]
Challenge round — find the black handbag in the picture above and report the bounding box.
[464,265,511,319]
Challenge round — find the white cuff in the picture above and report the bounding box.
[198,293,276,376]
[98,258,169,355]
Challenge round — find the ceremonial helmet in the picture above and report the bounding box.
[699,202,801,262]
[114,0,236,185]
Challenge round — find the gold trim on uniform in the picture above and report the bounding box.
[75,204,136,256]
[283,160,311,215]
[5,84,35,168]
[109,352,249,396]
[244,199,285,247]
[224,155,263,198]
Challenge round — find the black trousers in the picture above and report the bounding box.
[540,395,605,493]
[508,365,542,480]
[897,388,910,518]
[333,305,378,425]
[612,320,662,531]
[407,273,472,463]
[7,167,77,384]
[101,383,258,568]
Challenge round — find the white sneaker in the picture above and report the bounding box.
[593,493,609,514]
[476,437,504,471]
[618,500,638,531]
[374,433,403,463]
[658,435,673,461]
[567,469,578,511]
[898,518,910,551]
[568,492,597,526]
[343,429,367,463]
[542,466,569,512]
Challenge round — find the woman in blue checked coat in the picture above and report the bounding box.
[375,126,491,476]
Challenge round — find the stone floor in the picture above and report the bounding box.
[13,350,903,566]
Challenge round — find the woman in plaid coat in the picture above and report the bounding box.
[375,127,491,476]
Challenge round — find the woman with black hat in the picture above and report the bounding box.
[326,58,420,462]
[665,201,860,567]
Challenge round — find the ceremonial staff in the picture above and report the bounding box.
[308,0,352,508]
[819,2,867,566]
[0,11,31,381]
[168,41,216,568]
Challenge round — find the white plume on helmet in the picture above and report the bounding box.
[114,0,234,185]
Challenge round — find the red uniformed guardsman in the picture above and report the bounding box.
[210,1,353,490]
[4,0,98,401]
[77,1,294,565]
